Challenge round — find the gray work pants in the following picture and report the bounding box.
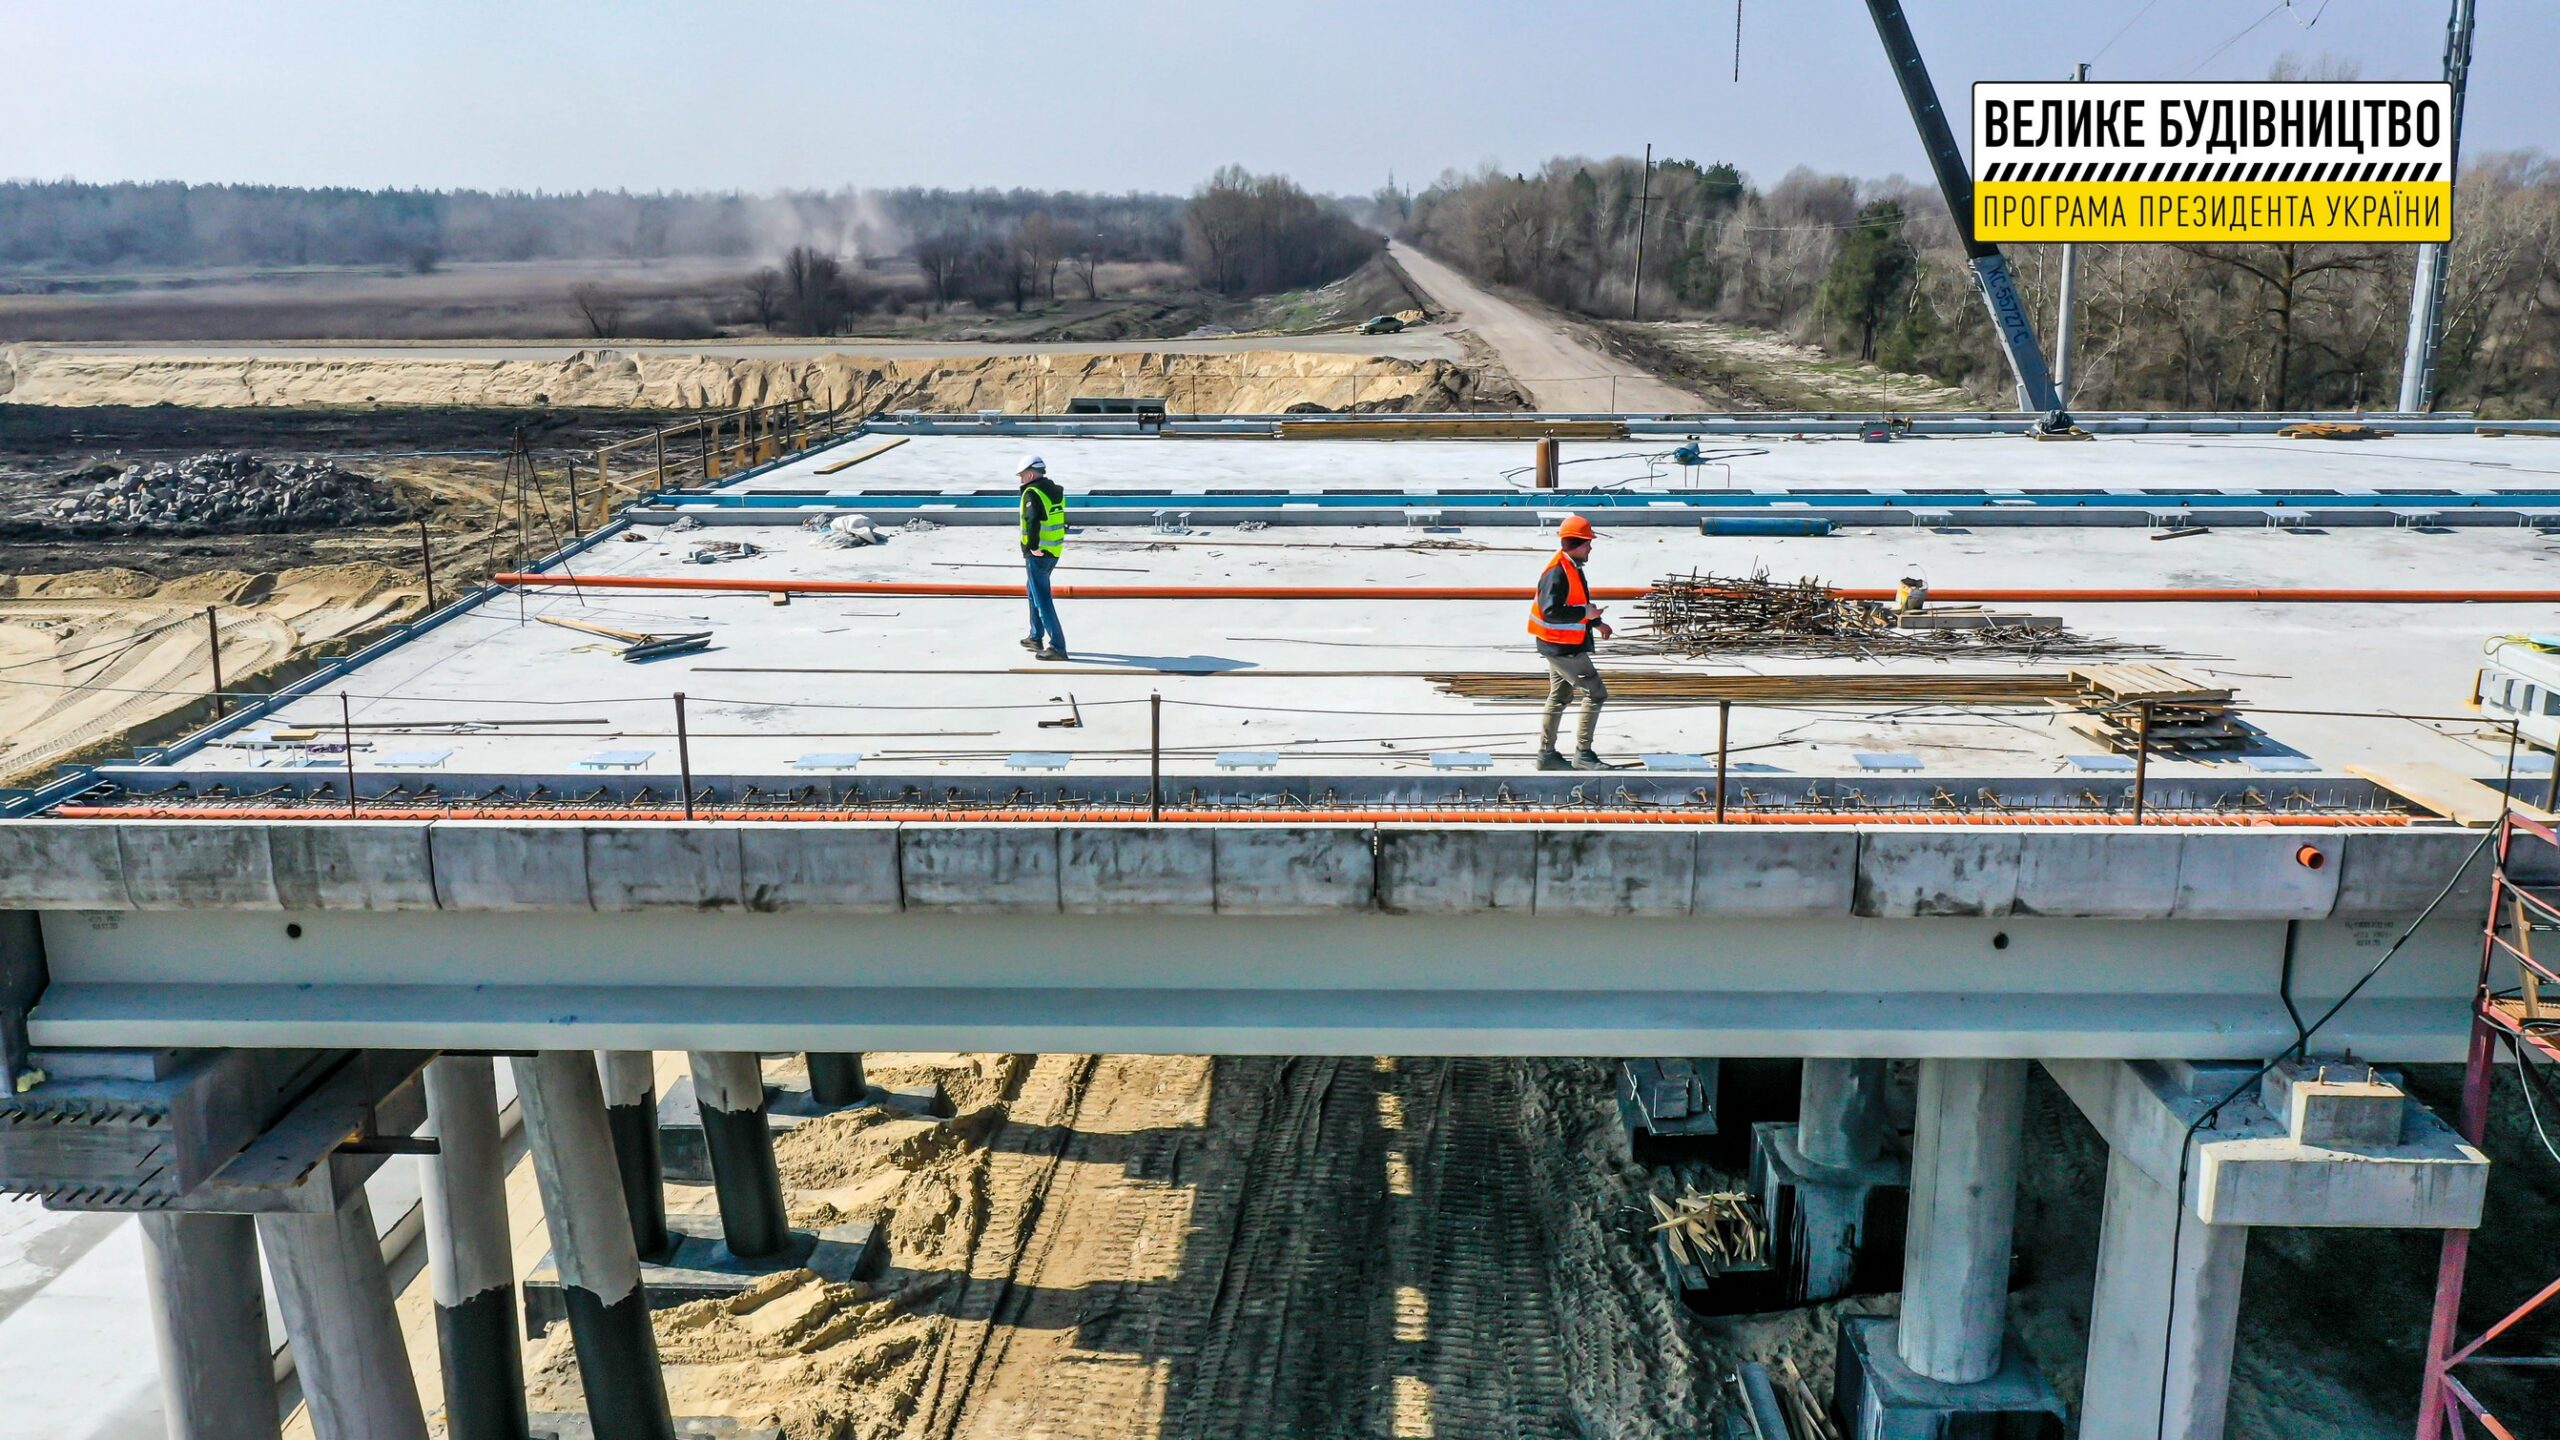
[1539,652,1609,752]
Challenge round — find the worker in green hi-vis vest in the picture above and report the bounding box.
[1016,455,1070,661]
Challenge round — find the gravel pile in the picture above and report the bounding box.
[48,453,406,534]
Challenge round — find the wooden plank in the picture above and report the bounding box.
[812,436,911,475]
[2348,763,2559,828]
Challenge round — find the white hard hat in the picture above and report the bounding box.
[1017,454,1047,473]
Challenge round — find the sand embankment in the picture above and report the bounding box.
[0,346,1514,413]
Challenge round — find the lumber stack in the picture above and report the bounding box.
[1430,670,2082,706]
[1648,1189,1765,1278]
[2064,664,2242,753]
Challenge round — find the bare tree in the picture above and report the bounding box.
[743,267,784,331]
[568,282,626,338]
[1019,211,1063,303]
[913,230,968,311]
[1066,247,1102,301]
[780,246,849,334]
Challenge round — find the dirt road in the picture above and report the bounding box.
[1387,242,1704,414]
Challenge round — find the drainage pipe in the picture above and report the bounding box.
[491,572,2560,606]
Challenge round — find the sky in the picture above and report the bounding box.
[5,1,2553,197]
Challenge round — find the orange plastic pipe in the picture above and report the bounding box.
[491,572,2560,605]
[50,805,2408,827]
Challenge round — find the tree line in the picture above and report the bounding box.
[1401,153,2560,415]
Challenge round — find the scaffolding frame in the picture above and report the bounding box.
[2418,811,2560,1438]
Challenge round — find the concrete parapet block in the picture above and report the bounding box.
[2333,829,2495,918]
[1375,827,1535,913]
[1692,829,1856,916]
[2172,832,2340,919]
[2261,1055,2406,1146]
[266,823,436,911]
[117,822,281,909]
[898,826,1060,912]
[735,825,898,911]
[1213,826,1373,913]
[0,821,132,909]
[428,823,590,911]
[1059,826,1215,913]
[2013,830,2181,918]
[1853,832,2022,918]
[585,826,744,911]
[1534,828,1696,916]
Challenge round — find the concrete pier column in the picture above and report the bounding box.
[1898,1058,2028,1385]
[422,1057,529,1440]
[140,1212,283,1440]
[806,1052,866,1108]
[513,1051,677,1440]
[258,1186,429,1440]
[2080,1150,2249,1440]
[687,1051,791,1260]
[1798,1058,1891,1169]
[596,1051,669,1259]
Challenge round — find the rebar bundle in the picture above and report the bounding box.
[1637,567,2142,660]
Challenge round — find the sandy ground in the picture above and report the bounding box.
[0,347,1502,415]
[0,563,422,782]
[1387,242,1705,414]
[1608,320,1978,412]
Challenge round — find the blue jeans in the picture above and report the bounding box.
[1024,552,1067,653]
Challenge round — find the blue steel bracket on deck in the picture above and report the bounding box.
[0,913,43,1093]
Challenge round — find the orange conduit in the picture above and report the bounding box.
[489,572,2560,605]
[51,805,2410,827]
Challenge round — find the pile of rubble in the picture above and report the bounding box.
[48,453,407,534]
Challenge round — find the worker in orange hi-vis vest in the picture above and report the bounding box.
[1526,515,1617,771]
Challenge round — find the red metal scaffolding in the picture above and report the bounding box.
[2418,811,2560,1439]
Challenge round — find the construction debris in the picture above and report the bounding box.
[2063,664,2243,753]
[685,539,764,565]
[2279,421,2392,440]
[46,453,404,535]
[1649,1188,1765,1278]
[1639,567,2119,659]
[536,615,712,662]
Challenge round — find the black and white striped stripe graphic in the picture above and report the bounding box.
[1980,160,2445,183]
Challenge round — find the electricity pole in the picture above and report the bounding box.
[2396,0,2476,414]
[1629,143,1653,321]
[2053,63,2089,408]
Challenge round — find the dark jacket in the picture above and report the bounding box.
[1019,475,1065,558]
[1534,553,1596,657]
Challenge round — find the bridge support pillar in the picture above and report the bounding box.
[1834,1059,2062,1436]
[141,1211,282,1440]
[686,1051,791,1260]
[2080,1149,2248,1440]
[597,1051,669,1259]
[258,1184,429,1440]
[422,1056,528,1440]
[1749,1059,1907,1304]
[805,1052,866,1108]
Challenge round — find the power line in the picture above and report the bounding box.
[2180,0,2328,80]
[2090,0,2166,66]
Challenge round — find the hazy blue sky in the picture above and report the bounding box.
[7,1,2553,196]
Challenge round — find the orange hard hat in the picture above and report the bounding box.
[1557,515,1598,541]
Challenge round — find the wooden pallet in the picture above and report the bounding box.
[2068,716,2246,754]
[2068,664,2233,705]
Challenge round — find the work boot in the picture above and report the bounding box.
[1536,749,1572,771]
[1572,748,1613,771]
[1036,647,1071,662]
[1020,635,1043,650]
